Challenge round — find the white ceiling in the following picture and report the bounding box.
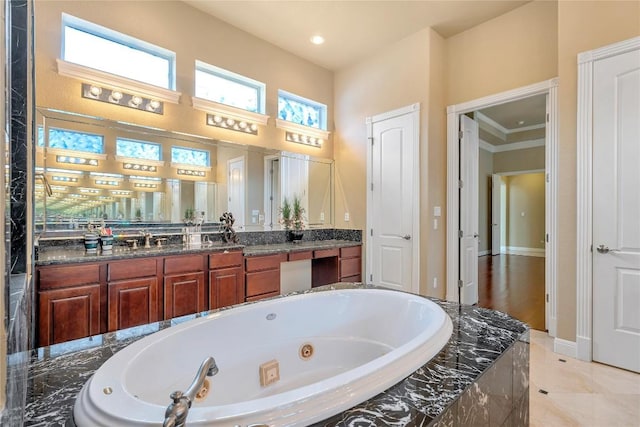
[479,94,547,131]
[183,0,529,71]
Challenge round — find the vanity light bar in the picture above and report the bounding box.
[82,83,164,115]
[134,183,158,189]
[111,190,132,196]
[285,131,322,148]
[123,162,157,172]
[79,187,100,194]
[206,114,258,135]
[56,155,99,166]
[95,179,120,186]
[177,169,206,177]
[52,176,78,183]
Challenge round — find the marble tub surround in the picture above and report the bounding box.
[17,284,528,426]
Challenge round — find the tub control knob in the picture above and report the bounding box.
[170,391,184,403]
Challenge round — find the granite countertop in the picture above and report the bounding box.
[18,284,528,426]
[35,239,361,266]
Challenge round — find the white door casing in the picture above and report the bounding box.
[459,115,479,305]
[576,36,640,365]
[591,46,640,372]
[227,156,245,228]
[491,174,502,256]
[446,78,558,338]
[366,103,420,294]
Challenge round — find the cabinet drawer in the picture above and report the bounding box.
[209,251,243,269]
[164,255,205,275]
[108,257,157,281]
[340,257,362,278]
[245,254,284,272]
[340,245,361,259]
[288,250,312,261]
[38,264,101,290]
[314,248,339,259]
[246,270,280,297]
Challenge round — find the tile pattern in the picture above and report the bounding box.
[16,284,528,426]
[529,330,640,427]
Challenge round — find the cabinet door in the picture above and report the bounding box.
[164,272,206,319]
[209,267,244,309]
[38,284,100,346]
[108,277,158,331]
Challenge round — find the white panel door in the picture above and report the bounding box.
[491,174,502,256]
[369,110,417,293]
[227,156,245,229]
[460,115,479,305]
[593,48,640,373]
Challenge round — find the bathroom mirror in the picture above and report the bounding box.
[35,108,334,233]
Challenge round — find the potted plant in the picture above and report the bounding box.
[281,195,304,242]
[184,207,195,225]
[134,208,142,221]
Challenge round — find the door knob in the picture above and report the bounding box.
[473,233,479,238]
[402,235,411,240]
[596,244,620,254]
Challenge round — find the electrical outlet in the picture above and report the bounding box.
[433,277,438,288]
[320,212,325,221]
[344,212,350,222]
[433,219,438,230]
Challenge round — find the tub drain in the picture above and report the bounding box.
[299,343,314,360]
[194,378,211,402]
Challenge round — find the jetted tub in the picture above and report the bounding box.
[74,288,453,426]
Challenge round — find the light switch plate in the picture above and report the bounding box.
[344,212,350,222]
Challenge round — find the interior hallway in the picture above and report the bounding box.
[478,254,545,331]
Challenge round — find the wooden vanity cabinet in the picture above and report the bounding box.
[339,246,362,282]
[245,254,286,301]
[107,258,160,331]
[209,251,244,309]
[163,254,206,319]
[37,263,102,346]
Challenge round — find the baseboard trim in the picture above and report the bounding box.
[505,246,545,257]
[478,250,491,256]
[576,335,592,362]
[553,338,577,359]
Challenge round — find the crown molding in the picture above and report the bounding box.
[480,138,545,153]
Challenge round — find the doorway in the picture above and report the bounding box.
[446,78,558,337]
[227,156,245,229]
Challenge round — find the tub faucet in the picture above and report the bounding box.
[163,356,219,427]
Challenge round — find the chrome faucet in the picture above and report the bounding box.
[163,357,219,427]
[140,230,153,249]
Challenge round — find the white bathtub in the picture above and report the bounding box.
[74,288,453,426]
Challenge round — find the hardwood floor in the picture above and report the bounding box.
[478,254,546,331]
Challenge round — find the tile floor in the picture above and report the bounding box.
[529,329,640,426]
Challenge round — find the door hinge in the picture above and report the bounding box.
[546,293,549,302]
[546,113,550,123]
[459,130,464,140]
[458,279,463,288]
[370,229,373,237]
[370,274,373,282]
[458,230,463,238]
[546,233,549,243]
[458,179,464,189]
[368,137,374,145]
[546,173,550,183]
[370,183,373,191]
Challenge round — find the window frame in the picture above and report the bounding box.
[277,89,327,131]
[195,60,266,114]
[170,145,211,168]
[61,13,176,90]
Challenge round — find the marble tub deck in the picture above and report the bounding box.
[15,284,529,426]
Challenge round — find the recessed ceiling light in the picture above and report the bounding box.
[310,35,325,45]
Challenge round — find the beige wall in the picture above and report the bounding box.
[493,146,545,173]
[505,173,545,250]
[446,1,558,105]
[334,28,448,297]
[34,1,334,159]
[478,148,494,253]
[556,0,640,341]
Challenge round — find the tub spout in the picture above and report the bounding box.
[163,357,218,427]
